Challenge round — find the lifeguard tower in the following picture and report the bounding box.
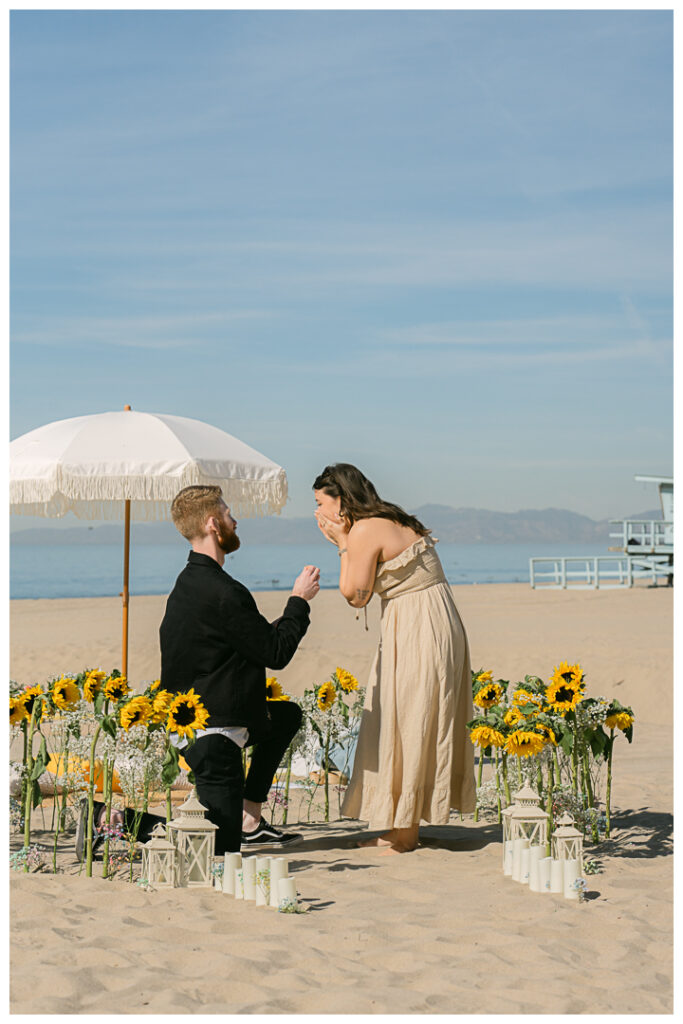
[530,474,673,589]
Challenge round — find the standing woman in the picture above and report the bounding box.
[313,463,476,854]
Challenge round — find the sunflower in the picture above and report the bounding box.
[10,697,28,726]
[150,679,161,692]
[119,695,153,731]
[167,689,210,740]
[104,675,130,702]
[550,661,584,687]
[504,707,524,728]
[51,676,80,711]
[469,725,506,749]
[265,677,285,700]
[535,723,557,746]
[335,668,359,693]
[83,670,107,702]
[150,689,175,724]
[605,711,634,732]
[475,670,494,684]
[545,676,584,714]
[316,680,336,712]
[473,682,504,709]
[504,730,546,758]
[20,685,44,718]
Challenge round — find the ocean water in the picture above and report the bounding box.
[9,541,609,600]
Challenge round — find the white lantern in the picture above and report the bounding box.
[509,785,549,848]
[551,812,584,866]
[167,789,218,888]
[141,822,176,888]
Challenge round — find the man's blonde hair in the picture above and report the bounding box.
[170,485,225,541]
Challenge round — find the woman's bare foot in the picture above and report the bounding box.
[358,826,419,852]
[357,832,394,848]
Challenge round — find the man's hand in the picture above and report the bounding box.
[292,565,321,602]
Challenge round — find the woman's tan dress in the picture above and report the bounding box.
[342,535,476,829]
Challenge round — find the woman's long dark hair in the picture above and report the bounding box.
[313,463,429,535]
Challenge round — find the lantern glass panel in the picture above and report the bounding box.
[187,834,209,883]
[150,851,174,886]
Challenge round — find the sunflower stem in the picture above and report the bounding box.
[102,756,116,878]
[324,721,331,823]
[581,746,599,843]
[20,722,28,824]
[23,703,39,867]
[605,730,614,840]
[552,745,562,788]
[546,756,555,856]
[494,747,502,823]
[516,756,522,788]
[501,753,511,806]
[571,718,579,799]
[282,746,292,826]
[52,735,68,873]
[474,748,485,822]
[85,723,103,878]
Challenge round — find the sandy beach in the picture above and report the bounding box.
[10,582,673,1014]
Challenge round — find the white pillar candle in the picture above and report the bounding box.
[223,853,241,894]
[503,841,513,877]
[549,858,564,893]
[242,856,257,900]
[528,845,544,892]
[511,838,529,882]
[519,845,531,885]
[278,876,297,906]
[255,856,271,905]
[269,858,288,908]
[234,868,244,899]
[538,856,552,892]
[563,858,580,900]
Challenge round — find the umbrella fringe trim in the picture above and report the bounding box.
[10,472,288,520]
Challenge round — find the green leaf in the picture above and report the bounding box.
[559,730,574,756]
[161,744,181,788]
[624,724,634,744]
[30,735,49,781]
[101,715,118,740]
[31,779,43,809]
[589,728,608,759]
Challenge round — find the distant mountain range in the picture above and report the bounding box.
[10,505,662,546]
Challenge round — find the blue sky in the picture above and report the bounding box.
[10,10,672,520]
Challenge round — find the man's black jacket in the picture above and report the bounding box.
[159,551,311,731]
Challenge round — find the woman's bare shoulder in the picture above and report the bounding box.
[346,517,389,549]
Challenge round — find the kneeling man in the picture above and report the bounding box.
[160,484,319,854]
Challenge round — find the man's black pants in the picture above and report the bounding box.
[182,700,302,855]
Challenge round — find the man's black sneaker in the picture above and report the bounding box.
[241,817,303,849]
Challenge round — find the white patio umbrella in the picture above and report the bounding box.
[10,406,288,677]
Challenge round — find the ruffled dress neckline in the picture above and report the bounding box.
[376,534,437,573]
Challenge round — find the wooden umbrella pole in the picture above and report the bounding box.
[122,498,131,679]
[121,404,132,679]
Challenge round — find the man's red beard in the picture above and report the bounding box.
[216,524,240,554]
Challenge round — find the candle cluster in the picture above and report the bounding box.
[216,851,299,911]
[502,786,585,901]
